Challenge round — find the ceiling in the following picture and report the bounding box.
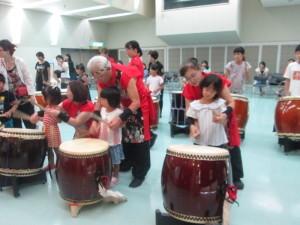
[0,0,150,22]
[260,0,300,7]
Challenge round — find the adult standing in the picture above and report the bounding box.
[64,54,77,81]
[87,55,152,188]
[55,55,69,89]
[148,50,164,116]
[75,63,91,100]
[35,51,50,91]
[0,39,36,128]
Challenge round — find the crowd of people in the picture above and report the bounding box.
[0,37,299,191]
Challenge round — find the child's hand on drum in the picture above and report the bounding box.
[190,124,200,139]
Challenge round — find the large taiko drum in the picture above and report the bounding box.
[0,128,47,177]
[232,94,249,138]
[35,88,67,107]
[169,91,188,137]
[161,145,229,224]
[151,96,160,129]
[275,96,300,139]
[56,138,111,203]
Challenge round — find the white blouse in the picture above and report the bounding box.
[186,98,228,146]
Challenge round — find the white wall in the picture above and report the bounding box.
[155,0,240,36]
[106,18,167,49]
[240,0,300,43]
[0,5,107,75]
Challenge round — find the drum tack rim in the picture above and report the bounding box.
[0,168,43,177]
[167,145,229,161]
[231,94,249,102]
[164,205,222,224]
[278,96,300,101]
[0,128,45,139]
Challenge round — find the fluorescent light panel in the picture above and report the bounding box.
[87,12,134,21]
[22,0,61,8]
[62,4,110,15]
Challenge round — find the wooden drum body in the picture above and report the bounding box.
[56,138,111,204]
[161,145,229,224]
[0,128,47,177]
[232,94,249,135]
[35,88,67,107]
[275,96,300,140]
[170,91,186,126]
[151,96,160,128]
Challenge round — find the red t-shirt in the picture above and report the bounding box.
[182,72,231,101]
[62,99,94,127]
[129,56,144,79]
[99,63,152,141]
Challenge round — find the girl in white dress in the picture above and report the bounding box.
[186,74,228,147]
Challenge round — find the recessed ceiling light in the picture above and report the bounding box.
[87,12,134,21]
[62,4,110,15]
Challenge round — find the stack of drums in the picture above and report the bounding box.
[161,145,229,224]
[56,138,111,217]
[232,94,249,139]
[35,88,68,107]
[169,91,188,137]
[151,96,160,129]
[0,128,47,196]
[275,96,300,152]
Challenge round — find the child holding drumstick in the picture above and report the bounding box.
[30,86,62,172]
[186,74,228,147]
[90,87,124,187]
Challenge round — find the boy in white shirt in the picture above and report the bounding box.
[284,45,300,96]
[146,63,164,97]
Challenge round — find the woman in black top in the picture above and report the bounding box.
[75,63,91,100]
[64,54,77,81]
[35,51,50,91]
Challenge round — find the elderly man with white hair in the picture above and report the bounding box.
[87,55,153,188]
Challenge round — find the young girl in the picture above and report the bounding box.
[186,74,228,147]
[90,87,124,187]
[125,40,144,78]
[30,86,62,172]
[225,47,251,94]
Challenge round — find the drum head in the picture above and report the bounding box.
[59,138,109,155]
[231,94,248,102]
[279,96,300,101]
[35,91,43,96]
[0,128,45,139]
[167,145,229,160]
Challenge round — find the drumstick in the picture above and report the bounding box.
[0,110,31,121]
[12,110,32,121]
[91,113,109,125]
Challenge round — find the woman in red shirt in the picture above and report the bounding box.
[46,80,94,139]
[125,40,144,79]
[87,55,152,188]
[180,62,245,190]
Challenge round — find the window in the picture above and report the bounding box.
[164,0,229,10]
